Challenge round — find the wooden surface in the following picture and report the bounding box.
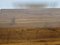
[0,8,60,45]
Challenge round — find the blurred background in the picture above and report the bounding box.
[0,0,60,9]
[0,0,60,28]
